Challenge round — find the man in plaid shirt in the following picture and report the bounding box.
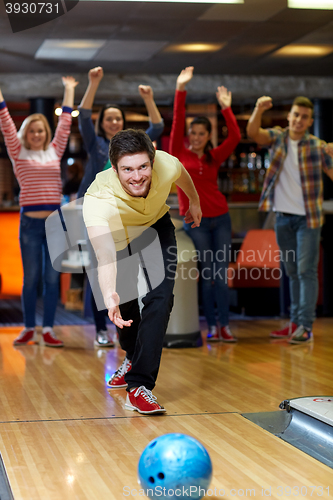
[247,96,333,344]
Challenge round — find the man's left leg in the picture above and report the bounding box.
[124,214,177,413]
[107,249,141,388]
[289,220,321,344]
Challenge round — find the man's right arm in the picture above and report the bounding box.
[87,225,133,328]
[174,164,202,228]
[247,96,273,145]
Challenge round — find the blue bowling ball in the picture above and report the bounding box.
[138,433,212,499]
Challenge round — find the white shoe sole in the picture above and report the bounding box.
[94,340,114,348]
[124,394,166,414]
[124,402,166,414]
[39,336,64,348]
[107,381,127,389]
[288,337,313,344]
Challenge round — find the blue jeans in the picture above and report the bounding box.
[275,213,321,330]
[19,214,60,328]
[184,212,232,328]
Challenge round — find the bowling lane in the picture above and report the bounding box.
[1,413,332,500]
[2,320,333,423]
[0,326,127,421]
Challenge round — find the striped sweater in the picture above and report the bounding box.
[0,101,72,211]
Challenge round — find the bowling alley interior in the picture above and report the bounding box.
[1,0,333,498]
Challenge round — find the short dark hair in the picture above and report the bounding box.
[292,96,314,116]
[95,104,126,138]
[109,128,156,171]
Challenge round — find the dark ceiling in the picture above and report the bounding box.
[1,0,333,78]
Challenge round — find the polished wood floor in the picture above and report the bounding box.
[0,319,332,499]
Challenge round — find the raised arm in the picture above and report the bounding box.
[87,225,133,329]
[62,76,78,109]
[246,96,273,145]
[176,66,194,92]
[212,86,241,163]
[138,85,162,124]
[79,67,104,110]
[51,76,78,157]
[0,87,21,163]
[78,67,105,155]
[175,165,202,228]
[138,85,164,142]
[170,67,194,157]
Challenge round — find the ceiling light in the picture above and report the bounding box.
[54,41,104,49]
[54,108,62,116]
[80,0,243,3]
[165,43,225,53]
[71,110,80,117]
[288,0,333,9]
[272,44,333,57]
[35,39,105,60]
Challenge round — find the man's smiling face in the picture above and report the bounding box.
[288,105,313,140]
[114,152,153,198]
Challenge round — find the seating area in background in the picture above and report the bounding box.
[228,229,281,316]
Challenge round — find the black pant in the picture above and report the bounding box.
[116,213,177,391]
[91,293,107,332]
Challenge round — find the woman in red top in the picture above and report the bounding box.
[170,66,241,342]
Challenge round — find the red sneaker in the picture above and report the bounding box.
[125,386,166,414]
[40,328,64,347]
[13,328,38,346]
[107,358,132,389]
[270,322,297,339]
[220,325,237,343]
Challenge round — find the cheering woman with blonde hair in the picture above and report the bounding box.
[0,76,78,347]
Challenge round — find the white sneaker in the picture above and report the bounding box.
[94,330,114,348]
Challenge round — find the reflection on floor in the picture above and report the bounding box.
[0,319,332,499]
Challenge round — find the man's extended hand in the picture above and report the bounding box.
[108,292,133,329]
[184,201,202,228]
[255,96,273,112]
